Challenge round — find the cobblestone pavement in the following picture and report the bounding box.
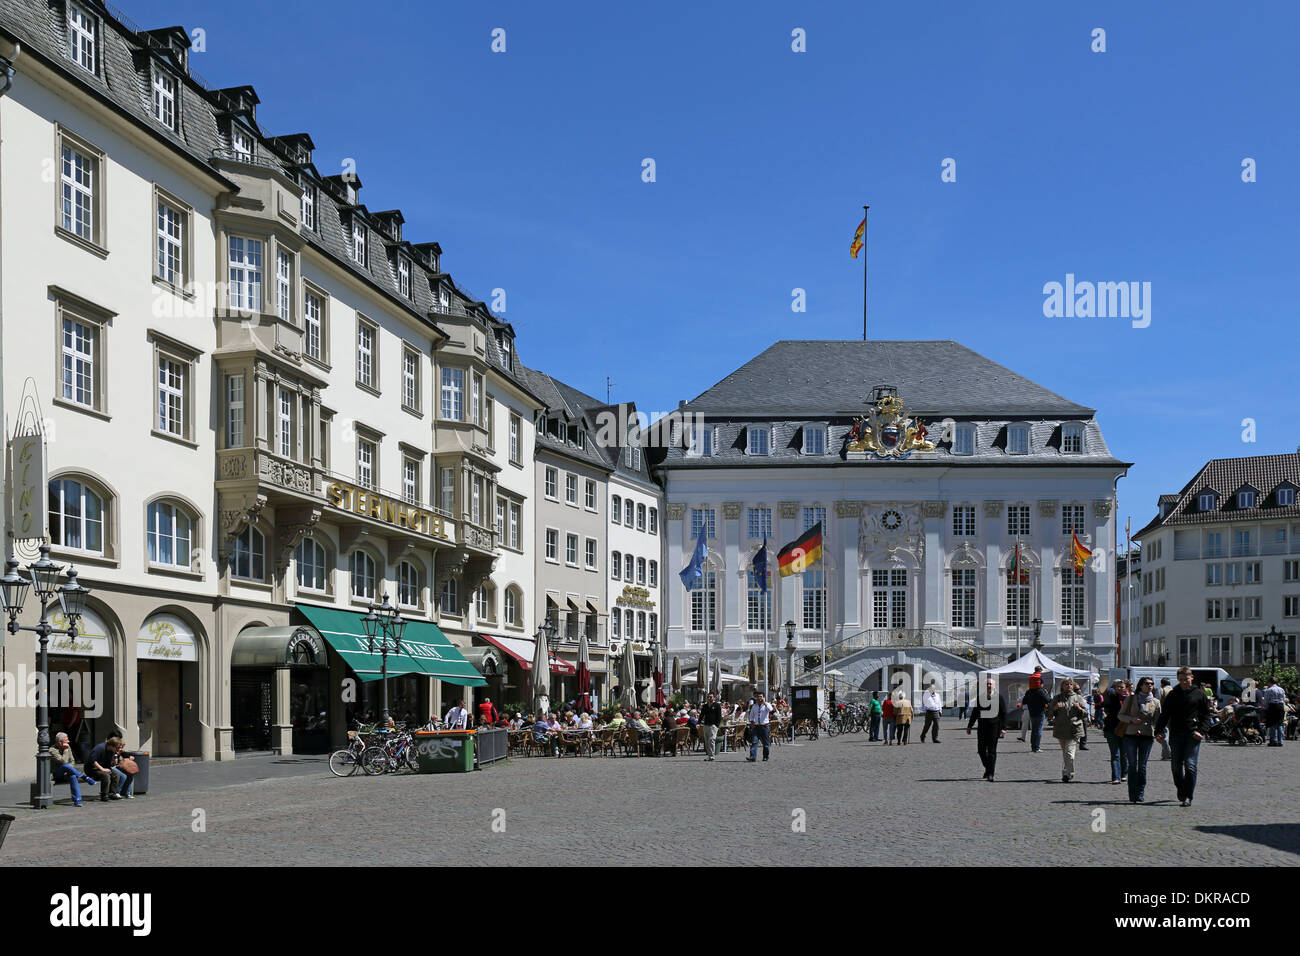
[2,722,1296,866]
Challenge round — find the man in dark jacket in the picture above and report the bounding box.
[1020,684,1050,752]
[966,676,1008,781]
[1154,667,1212,806]
[699,693,723,762]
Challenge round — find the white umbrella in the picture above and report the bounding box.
[619,644,638,711]
[576,632,592,712]
[530,632,551,716]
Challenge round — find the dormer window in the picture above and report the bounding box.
[151,67,177,130]
[1279,487,1297,507]
[1238,490,1256,509]
[397,255,411,298]
[954,424,975,456]
[231,126,253,160]
[748,426,770,456]
[1198,492,1217,512]
[689,424,714,457]
[300,181,316,231]
[351,218,367,266]
[1062,423,1084,454]
[626,446,641,471]
[1007,425,1030,455]
[803,426,825,456]
[438,287,450,312]
[1158,501,1173,519]
[67,3,97,74]
[499,334,512,369]
[576,430,586,450]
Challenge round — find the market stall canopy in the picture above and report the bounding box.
[295,604,485,686]
[477,633,576,675]
[984,648,1098,684]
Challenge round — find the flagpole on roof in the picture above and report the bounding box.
[861,204,869,342]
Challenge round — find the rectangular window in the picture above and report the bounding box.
[690,508,716,539]
[649,560,658,587]
[398,256,410,298]
[1206,564,1222,586]
[565,474,577,505]
[509,504,521,549]
[300,183,316,231]
[1205,532,1224,558]
[1246,596,1262,619]
[440,367,463,420]
[1277,488,1296,507]
[951,568,976,628]
[1285,560,1299,583]
[954,425,974,456]
[747,507,772,539]
[636,557,646,585]
[1062,505,1086,536]
[1061,568,1085,626]
[276,249,292,321]
[1225,563,1243,586]
[1226,598,1242,621]
[356,322,375,388]
[1206,599,1222,621]
[439,467,455,515]
[649,508,658,535]
[625,553,635,581]
[61,143,96,242]
[402,348,420,412]
[689,570,717,633]
[804,507,826,532]
[802,568,826,631]
[471,477,483,526]
[1062,424,1083,454]
[60,318,96,408]
[1286,596,1299,618]
[357,439,375,490]
[545,529,558,562]
[952,505,976,537]
[151,67,176,129]
[155,198,185,286]
[1179,637,1199,667]
[690,425,714,457]
[157,357,186,437]
[748,427,770,456]
[611,550,621,580]
[509,415,521,464]
[277,388,293,458]
[1007,505,1031,537]
[304,291,323,361]
[625,499,635,526]
[404,458,420,506]
[1007,426,1029,455]
[494,498,505,538]
[1006,569,1030,628]
[67,3,96,72]
[1210,636,1231,666]
[231,126,253,160]
[1246,561,1262,584]
[585,538,597,570]
[637,503,646,531]
[803,426,825,455]
[545,467,558,500]
[1233,530,1254,557]
[225,374,244,447]
[227,236,263,311]
[351,218,366,266]
[585,479,597,510]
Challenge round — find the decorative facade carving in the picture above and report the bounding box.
[779,501,799,519]
[666,503,686,521]
[921,500,947,518]
[1038,499,1059,517]
[276,507,323,567]
[858,503,925,568]
[1091,498,1113,519]
[259,453,314,493]
[462,524,497,552]
[217,493,268,558]
[983,500,1004,518]
[722,501,742,520]
[835,500,863,518]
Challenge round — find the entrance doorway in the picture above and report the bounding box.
[137,660,183,757]
[231,670,272,751]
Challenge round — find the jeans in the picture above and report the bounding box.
[1058,737,1079,778]
[919,710,941,741]
[869,714,881,740]
[1265,704,1285,745]
[1026,712,1044,751]
[882,718,894,742]
[1103,730,1128,781]
[1169,734,1202,802]
[52,764,87,804]
[701,724,718,758]
[1122,736,1154,801]
[748,723,771,760]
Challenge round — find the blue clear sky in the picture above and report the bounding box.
[132,0,1299,536]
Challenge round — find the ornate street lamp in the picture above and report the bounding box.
[3,544,92,809]
[1031,617,1044,652]
[1260,624,1283,687]
[364,594,405,728]
[540,618,559,703]
[784,620,797,700]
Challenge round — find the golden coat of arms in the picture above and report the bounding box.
[847,386,936,459]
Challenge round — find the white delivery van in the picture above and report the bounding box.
[1106,667,1245,707]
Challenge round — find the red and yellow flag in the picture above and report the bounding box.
[849,216,866,259]
[778,523,823,577]
[1071,532,1092,572]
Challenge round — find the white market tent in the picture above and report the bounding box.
[984,648,1098,687]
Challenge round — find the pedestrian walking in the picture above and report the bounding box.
[1021,681,1049,752]
[1101,681,1129,784]
[868,691,883,741]
[1158,678,1173,759]
[1154,666,1212,807]
[1261,677,1287,747]
[966,676,1007,781]
[745,692,773,762]
[1117,676,1161,803]
[919,684,943,743]
[881,695,895,745]
[1048,679,1087,782]
[895,693,914,745]
[700,692,722,761]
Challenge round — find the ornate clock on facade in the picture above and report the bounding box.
[881,509,903,532]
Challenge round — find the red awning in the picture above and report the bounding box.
[478,634,576,675]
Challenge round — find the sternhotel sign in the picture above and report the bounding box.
[326,482,452,540]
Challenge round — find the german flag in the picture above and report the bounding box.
[1071,532,1092,572]
[778,523,823,577]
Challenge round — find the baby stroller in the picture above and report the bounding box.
[1222,702,1265,746]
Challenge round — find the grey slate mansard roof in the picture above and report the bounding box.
[659,339,1128,469]
[1134,452,1300,538]
[0,0,508,346]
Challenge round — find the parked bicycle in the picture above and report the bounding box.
[328,726,383,777]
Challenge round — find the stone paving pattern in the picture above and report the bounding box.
[1,722,1296,866]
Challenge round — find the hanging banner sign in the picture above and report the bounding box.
[7,435,48,540]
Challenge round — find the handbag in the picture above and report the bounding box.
[118,756,140,775]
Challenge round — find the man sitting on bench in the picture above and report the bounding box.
[50,732,95,807]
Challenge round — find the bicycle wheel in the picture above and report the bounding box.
[361,746,389,774]
[825,718,840,737]
[403,747,422,771]
[328,749,360,777]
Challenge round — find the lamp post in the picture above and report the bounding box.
[540,618,559,705]
[648,631,661,706]
[1031,617,1044,653]
[1260,624,1283,688]
[784,620,796,701]
[2,545,92,809]
[361,594,406,729]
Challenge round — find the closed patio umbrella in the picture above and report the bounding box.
[576,633,592,713]
[671,656,682,692]
[749,651,759,687]
[696,657,706,702]
[619,644,638,711]
[711,657,722,696]
[768,653,782,697]
[531,632,551,717]
[653,642,665,707]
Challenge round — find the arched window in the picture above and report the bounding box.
[147,500,192,568]
[397,561,421,607]
[49,478,105,554]
[439,577,458,615]
[229,526,264,581]
[295,539,328,592]
[611,495,622,524]
[504,587,519,626]
[476,583,494,622]
[350,550,377,600]
[611,550,621,580]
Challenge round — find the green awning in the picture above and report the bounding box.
[295,604,485,687]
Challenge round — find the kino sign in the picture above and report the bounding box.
[7,435,48,539]
[326,481,451,540]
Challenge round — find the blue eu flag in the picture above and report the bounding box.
[679,529,707,590]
